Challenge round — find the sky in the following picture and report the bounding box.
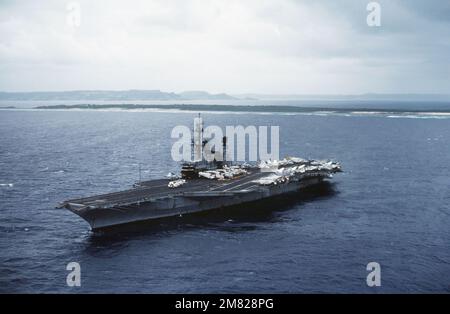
[0,0,449,94]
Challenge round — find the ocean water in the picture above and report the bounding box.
[0,108,449,293]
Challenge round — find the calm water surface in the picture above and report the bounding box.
[0,109,449,292]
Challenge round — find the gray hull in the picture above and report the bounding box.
[67,176,323,230]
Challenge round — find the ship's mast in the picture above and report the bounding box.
[193,113,203,162]
[222,136,227,164]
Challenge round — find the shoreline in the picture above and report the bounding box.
[32,103,450,114]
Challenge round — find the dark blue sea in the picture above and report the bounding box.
[1,106,449,293]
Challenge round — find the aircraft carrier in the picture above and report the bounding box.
[59,159,341,230]
[58,119,341,230]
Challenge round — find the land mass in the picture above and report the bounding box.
[0,90,237,101]
[34,103,450,113]
[2,90,450,102]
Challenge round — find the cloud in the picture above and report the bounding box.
[0,0,449,93]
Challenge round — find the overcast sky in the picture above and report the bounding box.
[0,0,449,94]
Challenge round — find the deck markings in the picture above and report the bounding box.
[67,171,270,207]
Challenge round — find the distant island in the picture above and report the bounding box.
[0,90,237,101]
[2,90,450,102]
[0,106,16,109]
[34,103,450,114]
